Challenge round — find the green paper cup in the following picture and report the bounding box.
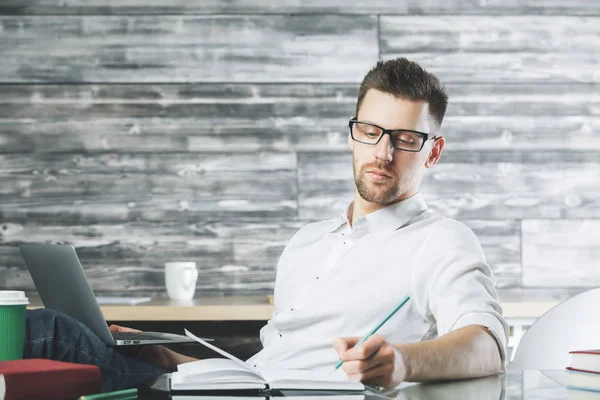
[0,291,29,361]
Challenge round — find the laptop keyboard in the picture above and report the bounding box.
[111,332,172,341]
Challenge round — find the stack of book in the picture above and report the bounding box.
[567,349,600,399]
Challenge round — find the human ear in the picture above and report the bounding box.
[425,136,445,168]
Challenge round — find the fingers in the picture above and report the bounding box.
[338,335,387,361]
[347,362,394,386]
[361,365,397,388]
[332,337,359,357]
[108,324,142,333]
[341,342,395,376]
[334,336,404,389]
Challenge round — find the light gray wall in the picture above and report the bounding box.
[1,1,599,296]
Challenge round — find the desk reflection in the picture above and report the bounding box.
[379,374,504,400]
[269,375,504,400]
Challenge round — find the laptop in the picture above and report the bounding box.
[20,244,212,346]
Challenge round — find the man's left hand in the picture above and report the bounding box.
[332,335,407,388]
[109,324,184,370]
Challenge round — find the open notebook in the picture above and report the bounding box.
[170,330,366,392]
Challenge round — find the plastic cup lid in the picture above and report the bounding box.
[0,291,29,305]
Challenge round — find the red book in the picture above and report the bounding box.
[569,350,600,375]
[0,359,101,400]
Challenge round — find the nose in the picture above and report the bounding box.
[374,133,394,163]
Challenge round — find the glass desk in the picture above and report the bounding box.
[115,369,579,399]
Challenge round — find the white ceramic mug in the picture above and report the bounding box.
[165,262,198,300]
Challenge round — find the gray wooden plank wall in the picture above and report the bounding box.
[0,2,599,297]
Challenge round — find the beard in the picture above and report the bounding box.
[353,158,414,205]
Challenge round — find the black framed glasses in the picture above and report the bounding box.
[349,118,436,152]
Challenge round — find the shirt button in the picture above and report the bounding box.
[278,333,283,338]
[315,276,320,280]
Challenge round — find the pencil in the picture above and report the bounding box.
[332,295,411,372]
[78,388,138,400]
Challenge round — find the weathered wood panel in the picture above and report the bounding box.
[0,152,296,174]
[0,152,297,222]
[0,83,355,153]
[0,220,304,292]
[382,16,600,53]
[446,83,600,117]
[522,220,600,287]
[377,52,600,84]
[298,152,600,220]
[457,219,521,288]
[0,0,598,15]
[381,16,600,83]
[497,287,589,303]
[442,117,600,151]
[0,15,377,83]
[1,83,598,154]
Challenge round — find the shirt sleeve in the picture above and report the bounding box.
[413,218,509,364]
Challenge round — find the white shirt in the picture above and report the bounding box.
[247,193,508,372]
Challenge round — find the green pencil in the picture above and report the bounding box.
[332,295,411,371]
[79,388,138,400]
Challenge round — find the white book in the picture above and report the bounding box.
[568,370,600,392]
[170,330,365,392]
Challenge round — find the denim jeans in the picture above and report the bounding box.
[24,308,172,391]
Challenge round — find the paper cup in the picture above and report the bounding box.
[0,291,29,361]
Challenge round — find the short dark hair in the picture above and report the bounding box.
[356,57,448,130]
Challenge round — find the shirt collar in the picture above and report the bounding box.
[328,193,428,234]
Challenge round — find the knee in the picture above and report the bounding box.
[27,308,63,326]
[27,307,60,320]
[26,308,77,337]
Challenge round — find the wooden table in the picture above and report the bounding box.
[27,295,274,321]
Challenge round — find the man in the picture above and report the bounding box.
[24,57,507,389]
